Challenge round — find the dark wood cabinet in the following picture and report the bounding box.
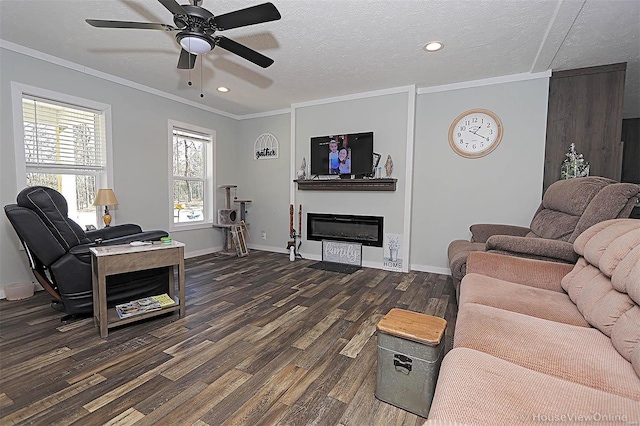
[622,118,640,184]
[621,117,640,219]
[543,63,626,193]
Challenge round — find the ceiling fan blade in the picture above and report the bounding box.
[216,36,274,68]
[158,0,187,16]
[213,2,281,31]
[177,49,197,69]
[86,19,175,31]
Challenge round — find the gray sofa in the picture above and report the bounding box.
[448,177,639,301]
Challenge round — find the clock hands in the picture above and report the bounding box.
[469,125,489,141]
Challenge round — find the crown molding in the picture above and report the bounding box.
[417,70,551,94]
[0,39,239,120]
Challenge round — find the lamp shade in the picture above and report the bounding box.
[93,189,119,206]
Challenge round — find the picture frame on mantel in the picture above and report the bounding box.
[372,152,382,177]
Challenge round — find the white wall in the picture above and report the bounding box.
[0,47,239,295]
[411,77,550,272]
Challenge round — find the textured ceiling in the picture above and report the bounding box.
[1,0,638,117]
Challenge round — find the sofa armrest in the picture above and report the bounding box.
[466,251,574,292]
[469,224,530,243]
[485,235,578,263]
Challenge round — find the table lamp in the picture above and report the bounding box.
[93,189,119,227]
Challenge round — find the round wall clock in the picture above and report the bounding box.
[448,109,503,158]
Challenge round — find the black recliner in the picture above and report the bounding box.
[4,186,170,315]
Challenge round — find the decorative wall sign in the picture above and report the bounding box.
[322,240,362,266]
[254,133,279,160]
[383,233,403,272]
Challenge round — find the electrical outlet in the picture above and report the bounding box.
[261,231,267,240]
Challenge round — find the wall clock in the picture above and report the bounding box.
[448,109,503,158]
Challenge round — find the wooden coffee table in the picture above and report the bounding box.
[90,240,186,337]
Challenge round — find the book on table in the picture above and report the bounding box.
[115,293,176,319]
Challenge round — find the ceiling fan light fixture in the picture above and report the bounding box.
[178,33,214,55]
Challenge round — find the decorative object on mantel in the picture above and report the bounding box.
[384,155,394,178]
[383,233,403,272]
[254,133,279,160]
[372,152,382,177]
[297,157,307,180]
[561,143,590,179]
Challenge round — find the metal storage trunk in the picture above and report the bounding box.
[374,309,447,418]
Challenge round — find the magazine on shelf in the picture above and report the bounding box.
[115,293,176,319]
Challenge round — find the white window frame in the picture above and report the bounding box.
[11,82,114,226]
[168,119,215,232]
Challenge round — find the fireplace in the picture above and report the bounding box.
[307,213,384,247]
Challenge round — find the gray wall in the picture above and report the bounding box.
[0,47,239,295]
[411,78,549,272]
[1,45,552,297]
[294,92,409,266]
[235,113,291,252]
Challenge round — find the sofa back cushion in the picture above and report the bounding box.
[561,219,640,377]
[570,183,640,241]
[528,177,617,241]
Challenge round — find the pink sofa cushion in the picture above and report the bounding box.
[562,219,640,373]
[426,348,640,425]
[453,303,640,400]
[459,273,589,327]
[572,219,640,275]
[613,245,640,301]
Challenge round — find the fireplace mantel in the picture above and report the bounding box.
[294,178,397,191]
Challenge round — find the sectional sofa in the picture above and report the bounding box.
[426,219,640,424]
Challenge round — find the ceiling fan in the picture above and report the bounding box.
[86,0,281,70]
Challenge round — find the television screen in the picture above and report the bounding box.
[310,132,374,177]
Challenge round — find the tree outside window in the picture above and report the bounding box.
[20,96,108,228]
[170,122,214,229]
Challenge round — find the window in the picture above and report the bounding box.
[169,120,215,230]
[12,83,112,229]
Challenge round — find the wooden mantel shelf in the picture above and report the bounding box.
[294,178,397,191]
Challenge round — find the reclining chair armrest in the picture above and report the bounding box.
[86,224,143,240]
[466,251,574,292]
[485,235,578,263]
[99,230,169,246]
[469,224,530,243]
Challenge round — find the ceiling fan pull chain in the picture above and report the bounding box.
[200,59,204,98]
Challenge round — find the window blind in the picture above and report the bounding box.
[22,96,106,172]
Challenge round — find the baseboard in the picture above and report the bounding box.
[248,243,289,254]
[185,246,220,259]
[410,263,451,275]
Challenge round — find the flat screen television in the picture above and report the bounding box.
[310,132,374,177]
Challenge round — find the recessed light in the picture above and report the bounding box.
[217,86,230,93]
[423,41,444,52]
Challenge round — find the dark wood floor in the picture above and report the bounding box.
[0,251,457,425]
